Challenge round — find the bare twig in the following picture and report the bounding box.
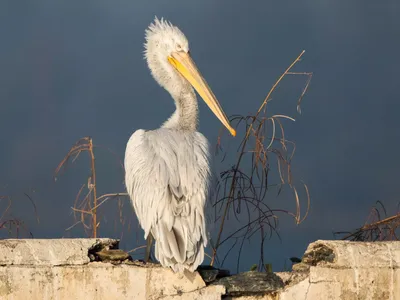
[55,137,130,238]
[335,201,400,241]
[0,195,34,238]
[210,50,312,270]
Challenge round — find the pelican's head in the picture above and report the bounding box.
[144,17,236,137]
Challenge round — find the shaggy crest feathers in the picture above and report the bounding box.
[144,17,189,58]
[143,17,192,99]
[145,17,185,41]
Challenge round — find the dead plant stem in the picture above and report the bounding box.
[88,138,98,238]
[210,50,306,266]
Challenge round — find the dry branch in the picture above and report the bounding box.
[335,201,400,241]
[55,137,129,238]
[0,195,35,238]
[210,50,312,271]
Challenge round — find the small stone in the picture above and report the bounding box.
[213,271,284,295]
[95,249,130,261]
[197,265,230,283]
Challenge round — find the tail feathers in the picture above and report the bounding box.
[153,217,205,272]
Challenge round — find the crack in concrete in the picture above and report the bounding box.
[304,279,312,300]
[157,286,203,299]
[387,244,394,300]
[156,284,225,299]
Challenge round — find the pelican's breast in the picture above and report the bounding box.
[124,128,210,236]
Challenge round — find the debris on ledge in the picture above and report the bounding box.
[88,239,132,263]
[0,238,117,266]
[95,249,131,262]
[302,241,335,266]
[197,265,230,283]
[213,271,284,297]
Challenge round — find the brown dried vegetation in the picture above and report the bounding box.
[55,137,128,238]
[335,201,400,241]
[210,51,312,271]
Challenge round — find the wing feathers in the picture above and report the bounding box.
[125,128,210,272]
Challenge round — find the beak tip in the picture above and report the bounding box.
[230,128,236,137]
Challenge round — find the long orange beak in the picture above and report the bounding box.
[168,51,236,137]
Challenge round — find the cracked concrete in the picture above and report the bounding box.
[276,240,400,300]
[0,239,399,299]
[0,239,225,300]
[0,238,116,266]
[0,262,225,300]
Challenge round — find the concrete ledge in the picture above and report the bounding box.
[303,239,400,269]
[0,238,225,300]
[0,238,117,266]
[277,240,400,300]
[0,263,225,300]
[0,239,399,299]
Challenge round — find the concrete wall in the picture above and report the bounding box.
[0,239,399,299]
[277,240,400,300]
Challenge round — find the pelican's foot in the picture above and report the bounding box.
[144,233,154,263]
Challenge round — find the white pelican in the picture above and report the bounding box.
[124,17,236,273]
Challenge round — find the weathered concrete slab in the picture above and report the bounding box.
[0,239,400,299]
[0,238,117,266]
[285,240,400,300]
[278,278,309,300]
[303,239,400,269]
[0,262,224,300]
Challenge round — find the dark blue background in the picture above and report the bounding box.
[1,1,399,272]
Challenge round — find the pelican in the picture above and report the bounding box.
[124,17,236,273]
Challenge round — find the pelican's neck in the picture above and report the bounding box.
[162,85,198,132]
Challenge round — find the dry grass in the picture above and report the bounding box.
[0,193,37,238]
[55,137,129,238]
[210,50,312,271]
[335,201,400,241]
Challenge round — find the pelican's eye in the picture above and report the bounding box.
[176,44,182,51]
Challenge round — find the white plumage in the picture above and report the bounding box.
[124,17,235,273]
